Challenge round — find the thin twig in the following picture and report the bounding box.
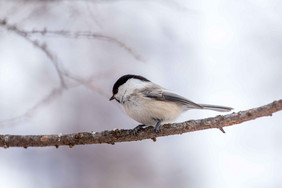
[0,19,66,88]
[0,18,116,126]
[0,71,110,126]
[1,99,281,148]
[0,19,144,90]
[26,29,143,61]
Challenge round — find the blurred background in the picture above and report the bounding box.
[0,0,281,187]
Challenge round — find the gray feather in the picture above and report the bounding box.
[199,104,233,112]
[141,86,233,112]
[142,88,203,109]
[162,92,203,109]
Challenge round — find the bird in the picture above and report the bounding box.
[109,74,233,134]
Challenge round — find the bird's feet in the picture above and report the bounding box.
[133,124,146,135]
[153,121,162,133]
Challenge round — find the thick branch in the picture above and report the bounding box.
[1,99,281,148]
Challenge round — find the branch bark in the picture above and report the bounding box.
[1,99,281,148]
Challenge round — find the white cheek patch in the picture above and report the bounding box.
[115,85,126,103]
[116,79,151,103]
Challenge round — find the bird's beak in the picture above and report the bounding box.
[109,95,115,101]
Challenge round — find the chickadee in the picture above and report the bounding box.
[110,74,232,134]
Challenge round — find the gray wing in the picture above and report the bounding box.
[142,87,203,109]
[199,104,233,112]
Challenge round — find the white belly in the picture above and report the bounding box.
[123,98,182,126]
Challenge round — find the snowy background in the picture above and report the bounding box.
[0,0,281,187]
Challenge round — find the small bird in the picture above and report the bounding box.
[110,74,232,134]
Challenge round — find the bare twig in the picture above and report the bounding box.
[0,19,66,88]
[1,99,281,148]
[26,29,143,61]
[0,19,143,90]
[0,70,110,126]
[0,18,120,125]
[0,87,64,126]
[0,19,143,61]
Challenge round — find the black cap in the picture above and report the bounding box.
[109,74,150,100]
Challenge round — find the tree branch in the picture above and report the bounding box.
[0,19,66,87]
[0,19,143,62]
[0,18,144,89]
[1,99,281,148]
[25,29,143,62]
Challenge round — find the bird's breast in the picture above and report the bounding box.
[122,95,182,126]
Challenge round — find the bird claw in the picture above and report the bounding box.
[154,121,162,133]
[133,124,146,135]
[154,125,161,133]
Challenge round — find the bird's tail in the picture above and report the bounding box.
[199,104,233,112]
